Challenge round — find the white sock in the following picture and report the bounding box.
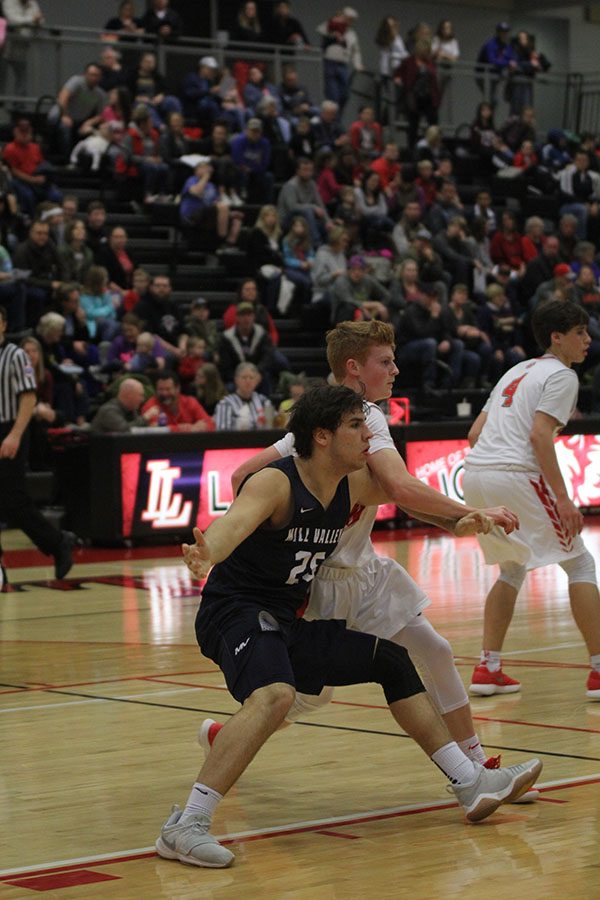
[590,653,600,672]
[481,650,501,673]
[181,783,222,822]
[458,735,486,765]
[431,741,477,785]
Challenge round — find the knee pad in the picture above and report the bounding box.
[372,638,425,705]
[559,549,597,585]
[284,686,335,724]
[498,561,527,592]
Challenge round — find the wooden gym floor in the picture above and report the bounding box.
[1,523,599,899]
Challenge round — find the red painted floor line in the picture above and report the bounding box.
[0,639,199,649]
[326,698,600,735]
[473,715,600,735]
[140,677,225,690]
[0,669,219,695]
[3,546,184,568]
[4,677,599,737]
[454,657,589,671]
[2,777,599,882]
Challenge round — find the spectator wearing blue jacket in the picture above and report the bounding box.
[476,22,517,107]
[230,118,274,202]
[181,57,222,126]
[542,128,572,173]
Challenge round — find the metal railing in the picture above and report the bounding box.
[349,61,595,141]
[0,24,598,139]
[0,25,323,113]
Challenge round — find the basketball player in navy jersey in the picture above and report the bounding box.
[155,385,542,868]
[204,321,530,792]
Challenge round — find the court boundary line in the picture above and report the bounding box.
[3,678,600,740]
[1,773,598,880]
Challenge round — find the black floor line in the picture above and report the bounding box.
[2,682,599,764]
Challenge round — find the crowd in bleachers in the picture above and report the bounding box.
[1,0,600,447]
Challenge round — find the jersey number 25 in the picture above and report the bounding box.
[286,551,327,585]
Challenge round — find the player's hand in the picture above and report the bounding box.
[182,527,212,579]
[0,433,20,459]
[454,510,494,537]
[556,496,584,538]
[482,506,519,534]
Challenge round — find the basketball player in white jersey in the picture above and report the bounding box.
[200,321,532,789]
[464,299,600,699]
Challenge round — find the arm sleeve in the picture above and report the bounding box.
[273,431,296,456]
[536,369,579,426]
[365,403,396,453]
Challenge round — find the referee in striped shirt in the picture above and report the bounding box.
[0,306,75,587]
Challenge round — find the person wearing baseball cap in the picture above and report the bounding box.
[182,57,222,125]
[330,254,390,323]
[553,263,575,279]
[231,118,274,203]
[476,22,517,106]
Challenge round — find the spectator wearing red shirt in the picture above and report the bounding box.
[513,139,538,171]
[3,118,62,217]
[178,335,209,387]
[490,209,527,275]
[142,370,214,431]
[316,150,341,211]
[348,106,382,159]
[370,142,401,190]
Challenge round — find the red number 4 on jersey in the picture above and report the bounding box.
[501,374,527,407]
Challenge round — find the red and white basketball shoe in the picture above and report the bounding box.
[586,669,600,700]
[470,663,521,696]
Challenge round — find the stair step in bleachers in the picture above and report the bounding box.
[105,213,174,240]
[280,346,328,377]
[52,168,104,190]
[522,194,561,220]
[490,174,527,202]
[126,236,176,263]
[64,186,120,205]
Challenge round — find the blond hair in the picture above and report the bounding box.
[326,320,396,381]
[20,336,45,385]
[255,204,281,239]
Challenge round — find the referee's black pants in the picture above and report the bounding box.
[0,423,62,557]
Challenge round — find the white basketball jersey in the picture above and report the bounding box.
[466,355,578,474]
[273,402,396,568]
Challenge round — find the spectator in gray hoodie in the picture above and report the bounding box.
[277,157,330,245]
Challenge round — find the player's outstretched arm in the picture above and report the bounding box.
[530,410,583,538]
[399,506,517,535]
[183,469,289,578]
[367,446,490,521]
[356,450,519,531]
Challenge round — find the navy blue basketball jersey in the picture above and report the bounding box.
[199,456,351,628]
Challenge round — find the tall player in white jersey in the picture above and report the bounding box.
[200,321,527,782]
[464,298,600,700]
